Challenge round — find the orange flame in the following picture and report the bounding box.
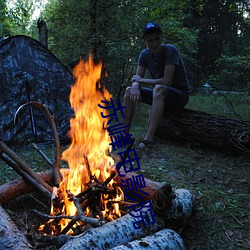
[44,55,123,234]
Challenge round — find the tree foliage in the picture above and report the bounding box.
[2,0,250,94]
[185,0,250,89]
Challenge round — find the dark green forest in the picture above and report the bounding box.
[1,0,250,97]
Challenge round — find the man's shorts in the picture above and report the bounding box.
[140,87,189,112]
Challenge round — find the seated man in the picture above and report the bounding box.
[124,21,191,148]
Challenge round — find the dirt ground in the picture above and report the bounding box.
[1,138,249,249]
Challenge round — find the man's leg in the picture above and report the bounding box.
[138,85,166,147]
[123,87,136,134]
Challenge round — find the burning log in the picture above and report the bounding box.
[0,204,32,249]
[0,168,160,205]
[156,108,250,154]
[59,186,195,250]
[110,228,186,250]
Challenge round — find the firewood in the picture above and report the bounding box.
[152,186,196,231]
[0,204,32,249]
[59,206,166,250]
[110,228,186,250]
[0,152,51,199]
[114,169,163,200]
[59,187,195,249]
[0,170,159,205]
[0,171,53,204]
[0,141,52,193]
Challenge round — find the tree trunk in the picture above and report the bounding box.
[155,108,250,154]
[0,204,32,249]
[37,19,48,47]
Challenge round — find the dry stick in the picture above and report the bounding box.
[33,207,103,227]
[33,209,75,220]
[0,141,52,193]
[60,192,104,235]
[72,194,104,227]
[60,191,100,235]
[83,155,92,180]
[0,152,51,199]
[15,101,62,186]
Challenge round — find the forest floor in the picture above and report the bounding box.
[0,96,250,250]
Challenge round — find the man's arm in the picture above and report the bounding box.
[132,64,176,87]
[129,66,146,102]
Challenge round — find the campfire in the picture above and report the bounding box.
[39,55,125,236]
[0,55,196,249]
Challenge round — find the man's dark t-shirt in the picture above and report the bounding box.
[138,44,190,92]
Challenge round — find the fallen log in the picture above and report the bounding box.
[155,108,250,154]
[59,206,165,250]
[0,171,53,204]
[0,169,161,205]
[59,187,195,250]
[0,152,52,200]
[0,141,53,193]
[110,228,186,250]
[0,204,32,249]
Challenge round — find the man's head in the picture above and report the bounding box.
[142,22,162,39]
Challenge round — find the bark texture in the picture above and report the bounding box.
[0,204,32,249]
[110,228,186,250]
[37,19,48,47]
[59,207,166,250]
[59,188,195,250]
[155,108,250,154]
[0,171,53,204]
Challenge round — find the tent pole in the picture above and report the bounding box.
[24,78,38,142]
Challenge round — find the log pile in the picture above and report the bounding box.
[0,162,196,249]
[59,186,195,250]
[0,105,197,249]
[156,108,250,154]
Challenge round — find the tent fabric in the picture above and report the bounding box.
[0,35,74,144]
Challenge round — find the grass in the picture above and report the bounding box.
[0,94,249,249]
[186,93,250,120]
